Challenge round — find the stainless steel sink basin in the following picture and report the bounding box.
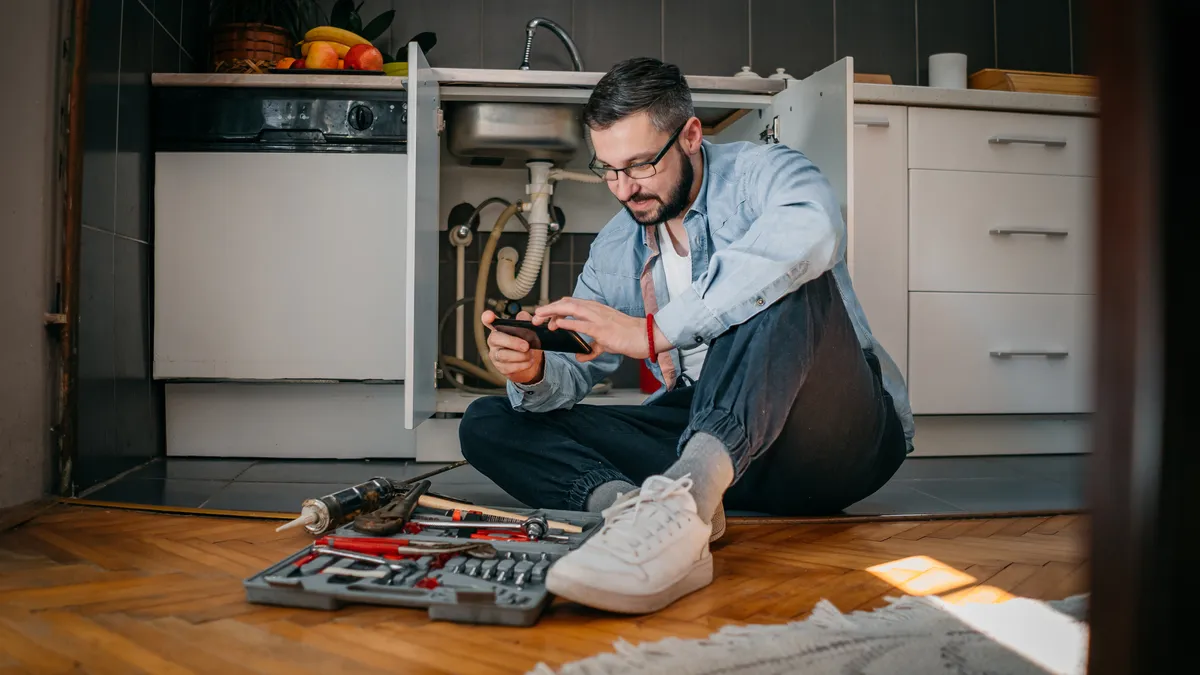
[444,102,584,166]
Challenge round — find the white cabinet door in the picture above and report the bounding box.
[153,152,407,381]
[405,44,439,430]
[712,58,854,224]
[851,104,908,378]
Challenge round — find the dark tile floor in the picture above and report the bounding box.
[78,454,1086,518]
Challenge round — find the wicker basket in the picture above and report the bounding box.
[211,22,292,68]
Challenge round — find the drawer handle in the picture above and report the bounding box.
[988,134,1068,148]
[990,350,1069,359]
[854,118,890,128]
[989,227,1069,237]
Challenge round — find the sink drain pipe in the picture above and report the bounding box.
[475,162,606,379]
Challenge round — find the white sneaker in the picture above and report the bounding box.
[709,501,726,543]
[545,474,713,614]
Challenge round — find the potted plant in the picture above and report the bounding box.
[210,0,325,72]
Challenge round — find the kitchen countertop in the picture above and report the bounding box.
[151,72,1098,116]
[854,83,1098,115]
[150,69,786,95]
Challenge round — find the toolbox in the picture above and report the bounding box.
[243,504,603,627]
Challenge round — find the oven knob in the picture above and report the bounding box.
[348,105,374,131]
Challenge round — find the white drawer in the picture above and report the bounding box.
[909,108,1096,176]
[909,170,1095,294]
[908,292,1093,415]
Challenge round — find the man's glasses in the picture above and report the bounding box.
[589,122,687,182]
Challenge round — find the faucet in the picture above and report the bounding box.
[519,17,584,71]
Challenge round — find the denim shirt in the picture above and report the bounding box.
[508,139,916,450]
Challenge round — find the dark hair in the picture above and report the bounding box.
[582,57,695,132]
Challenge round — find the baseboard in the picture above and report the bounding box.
[910,415,1092,457]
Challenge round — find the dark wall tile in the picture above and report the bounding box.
[570,233,596,266]
[482,1,575,70]
[664,0,748,77]
[394,0,482,67]
[1070,0,1088,74]
[115,239,154,460]
[180,0,208,68]
[318,0,397,58]
[573,0,662,72]
[153,0,182,43]
[79,228,116,465]
[917,0,995,84]
[116,0,153,242]
[153,18,181,74]
[114,239,148,383]
[996,0,1071,73]
[550,233,571,262]
[83,0,122,234]
[752,0,834,80]
[548,263,573,302]
[836,0,917,85]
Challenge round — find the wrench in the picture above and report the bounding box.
[408,515,566,542]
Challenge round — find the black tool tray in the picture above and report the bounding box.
[244,505,603,626]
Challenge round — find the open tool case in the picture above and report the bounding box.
[244,505,602,626]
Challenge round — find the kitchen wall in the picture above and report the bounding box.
[77,0,205,490]
[0,0,62,509]
[425,0,1089,392]
[340,0,1090,83]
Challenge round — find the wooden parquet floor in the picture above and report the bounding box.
[0,505,1089,674]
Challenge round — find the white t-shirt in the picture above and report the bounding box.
[657,223,708,382]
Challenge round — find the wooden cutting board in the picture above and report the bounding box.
[969,68,1097,97]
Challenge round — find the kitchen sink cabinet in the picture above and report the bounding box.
[849,99,1098,456]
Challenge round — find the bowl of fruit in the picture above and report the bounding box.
[272,26,387,74]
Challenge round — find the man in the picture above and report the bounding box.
[459,57,914,614]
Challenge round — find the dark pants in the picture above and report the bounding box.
[459,272,908,516]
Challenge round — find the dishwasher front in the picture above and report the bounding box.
[152,85,425,458]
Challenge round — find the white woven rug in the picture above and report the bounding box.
[529,594,1089,675]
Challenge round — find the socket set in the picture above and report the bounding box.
[243,505,602,626]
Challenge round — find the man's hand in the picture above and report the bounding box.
[533,298,671,363]
[483,310,544,384]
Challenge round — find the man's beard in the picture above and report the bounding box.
[622,152,695,226]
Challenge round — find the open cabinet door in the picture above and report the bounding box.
[713,58,854,239]
[404,44,439,429]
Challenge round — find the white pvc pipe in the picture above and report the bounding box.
[550,168,606,184]
[495,162,552,300]
[540,241,552,306]
[455,244,465,383]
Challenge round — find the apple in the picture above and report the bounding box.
[344,44,384,71]
[306,41,339,70]
[290,59,306,69]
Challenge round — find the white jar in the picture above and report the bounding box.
[733,66,761,78]
[768,67,793,80]
[929,53,968,89]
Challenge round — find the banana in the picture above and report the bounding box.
[300,41,350,58]
[304,26,370,47]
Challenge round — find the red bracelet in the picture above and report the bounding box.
[646,313,658,362]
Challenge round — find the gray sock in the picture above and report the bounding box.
[662,432,734,524]
[586,479,636,512]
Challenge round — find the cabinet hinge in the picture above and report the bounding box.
[759,115,780,144]
[435,107,445,136]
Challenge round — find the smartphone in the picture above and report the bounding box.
[489,318,593,354]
